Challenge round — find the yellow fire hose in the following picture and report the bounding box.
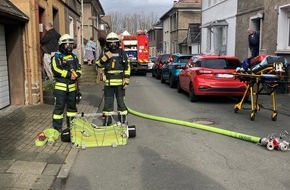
[128,107,261,143]
[128,107,290,151]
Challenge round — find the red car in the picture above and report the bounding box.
[178,54,246,102]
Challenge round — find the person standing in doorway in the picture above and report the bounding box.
[40,22,61,80]
[247,28,260,58]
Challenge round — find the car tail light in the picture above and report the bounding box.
[197,69,212,74]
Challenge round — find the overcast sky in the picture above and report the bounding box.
[99,0,174,17]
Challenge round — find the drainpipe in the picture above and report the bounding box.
[34,0,43,104]
[24,24,32,104]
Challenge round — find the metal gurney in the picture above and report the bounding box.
[233,55,286,121]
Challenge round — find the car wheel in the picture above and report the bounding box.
[189,83,198,102]
[152,70,155,77]
[161,73,165,83]
[169,75,176,88]
[156,72,161,79]
[177,80,182,93]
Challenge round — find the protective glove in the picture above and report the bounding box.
[100,51,112,63]
[123,78,129,89]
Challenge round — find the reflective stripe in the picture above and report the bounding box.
[55,82,76,92]
[96,60,103,68]
[52,58,68,77]
[107,70,123,74]
[118,110,128,115]
[104,79,123,86]
[125,64,131,75]
[103,111,115,115]
[67,111,77,117]
[53,113,63,119]
[55,82,67,87]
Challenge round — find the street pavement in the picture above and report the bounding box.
[0,64,289,189]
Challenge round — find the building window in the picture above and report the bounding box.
[277,5,290,51]
[170,13,177,32]
[69,16,74,38]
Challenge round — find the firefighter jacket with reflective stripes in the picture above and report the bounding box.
[96,48,130,86]
[51,52,82,91]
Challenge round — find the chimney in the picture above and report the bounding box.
[173,0,178,5]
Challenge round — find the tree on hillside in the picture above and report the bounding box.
[108,11,159,34]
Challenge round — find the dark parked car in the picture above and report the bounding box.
[160,53,193,88]
[152,54,171,79]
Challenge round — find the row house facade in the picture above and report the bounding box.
[202,0,290,93]
[201,0,238,56]
[159,0,202,54]
[0,0,108,110]
[83,0,111,58]
[236,0,290,62]
[147,21,163,57]
[201,0,290,62]
[7,0,81,108]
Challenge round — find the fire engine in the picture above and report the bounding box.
[121,30,149,75]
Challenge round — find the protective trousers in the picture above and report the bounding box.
[53,89,77,131]
[103,85,127,114]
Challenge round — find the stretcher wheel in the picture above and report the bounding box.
[250,112,255,121]
[234,107,239,113]
[271,112,277,121]
[128,125,136,138]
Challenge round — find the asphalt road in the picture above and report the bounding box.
[64,75,290,190]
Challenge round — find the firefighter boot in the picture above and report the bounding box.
[102,115,112,126]
[118,114,127,124]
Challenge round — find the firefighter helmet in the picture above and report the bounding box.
[106,32,119,51]
[58,34,74,45]
[106,32,119,43]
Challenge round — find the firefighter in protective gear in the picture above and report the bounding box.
[51,34,82,132]
[96,32,130,125]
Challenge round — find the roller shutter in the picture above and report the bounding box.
[0,24,10,109]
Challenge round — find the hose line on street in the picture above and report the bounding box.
[128,107,261,144]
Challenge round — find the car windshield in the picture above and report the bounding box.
[201,59,241,69]
[176,56,192,63]
[161,55,170,63]
[150,57,156,63]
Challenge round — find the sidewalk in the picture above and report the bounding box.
[0,65,103,190]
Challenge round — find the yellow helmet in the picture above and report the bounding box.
[59,34,74,45]
[106,32,119,43]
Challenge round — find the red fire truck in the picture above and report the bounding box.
[121,30,149,75]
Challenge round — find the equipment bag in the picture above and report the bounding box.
[61,128,71,142]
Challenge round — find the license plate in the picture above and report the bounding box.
[216,74,234,78]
